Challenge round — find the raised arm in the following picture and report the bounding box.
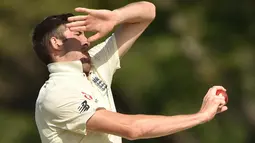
[66,1,156,58]
[113,1,156,57]
[86,86,228,140]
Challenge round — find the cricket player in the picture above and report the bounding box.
[33,1,228,143]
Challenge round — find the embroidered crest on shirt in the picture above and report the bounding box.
[78,100,90,113]
[91,73,108,91]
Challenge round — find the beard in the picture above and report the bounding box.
[80,57,91,74]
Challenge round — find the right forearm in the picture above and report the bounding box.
[87,86,227,140]
[129,113,206,140]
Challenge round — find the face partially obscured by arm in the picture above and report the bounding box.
[66,1,156,58]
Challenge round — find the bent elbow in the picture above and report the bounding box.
[149,3,156,20]
[142,1,156,20]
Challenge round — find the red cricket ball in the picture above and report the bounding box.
[216,89,228,103]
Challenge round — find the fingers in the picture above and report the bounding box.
[217,106,228,113]
[216,96,226,107]
[75,7,90,13]
[88,33,101,42]
[204,85,226,101]
[69,26,87,32]
[66,16,90,32]
[68,15,88,22]
[207,95,226,106]
[201,92,226,112]
[69,24,97,33]
[211,86,226,95]
[66,21,88,28]
[75,7,96,14]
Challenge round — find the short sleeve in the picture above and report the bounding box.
[43,88,104,135]
[89,34,121,77]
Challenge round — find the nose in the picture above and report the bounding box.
[85,42,90,47]
[81,42,90,50]
[80,35,90,47]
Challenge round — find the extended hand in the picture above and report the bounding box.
[67,7,118,42]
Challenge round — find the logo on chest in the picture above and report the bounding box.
[78,100,90,113]
[78,92,93,113]
[82,92,93,100]
[91,75,108,91]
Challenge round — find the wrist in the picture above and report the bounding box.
[195,112,209,124]
[112,9,123,26]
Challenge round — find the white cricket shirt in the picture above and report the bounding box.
[35,34,122,143]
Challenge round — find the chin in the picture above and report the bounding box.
[80,57,91,73]
[82,63,91,73]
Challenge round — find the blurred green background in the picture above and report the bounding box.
[0,0,255,142]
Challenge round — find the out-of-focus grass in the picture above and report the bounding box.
[0,109,40,143]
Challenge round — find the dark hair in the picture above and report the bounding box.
[32,13,74,65]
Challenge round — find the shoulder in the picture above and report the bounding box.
[38,85,89,113]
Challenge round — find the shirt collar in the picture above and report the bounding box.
[47,61,83,74]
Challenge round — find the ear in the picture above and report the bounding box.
[50,37,63,51]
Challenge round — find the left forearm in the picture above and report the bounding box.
[113,1,156,25]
